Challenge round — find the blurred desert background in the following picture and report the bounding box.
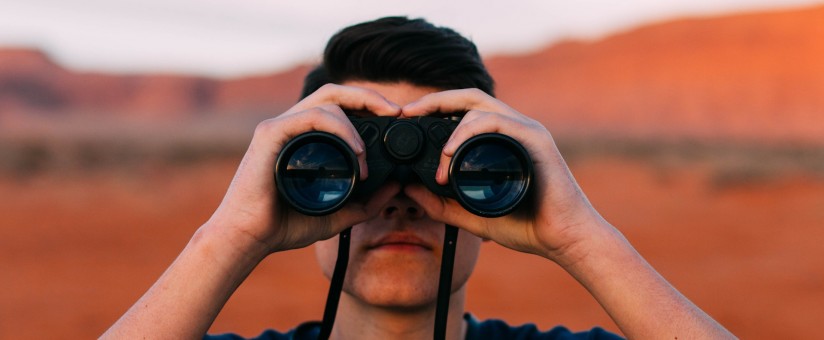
[2,3,824,339]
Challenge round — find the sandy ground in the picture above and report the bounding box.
[1,155,822,339]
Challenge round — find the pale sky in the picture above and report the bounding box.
[0,0,821,78]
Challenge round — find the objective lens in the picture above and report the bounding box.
[276,133,357,215]
[450,134,531,217]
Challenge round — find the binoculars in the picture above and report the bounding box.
[274,115,532,217]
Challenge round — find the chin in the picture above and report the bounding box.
[350,283,438,312]
[345,253,441,310]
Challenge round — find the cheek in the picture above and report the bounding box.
[314,236,339,280]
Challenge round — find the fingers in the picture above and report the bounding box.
[433,109,545,185]
[288,83,401,117]
[442,110,527,155]
[270,83,405,181]
[401,88,507,117]
[331,182,402,231]
[402,184,493,239]
[254,105,370,180]
[405,89,551,187]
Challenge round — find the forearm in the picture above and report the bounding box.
[102,222,269,339]
[558,220,735,339]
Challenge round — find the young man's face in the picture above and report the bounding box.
[314,81,483,311]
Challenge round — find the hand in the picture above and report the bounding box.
[101,84,408,340]
[205,84,404,258]
[401,89,612,267]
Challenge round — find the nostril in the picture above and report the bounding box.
[382,203,423,219]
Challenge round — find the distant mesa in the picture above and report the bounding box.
[0,48,309,120]
[486,4,824,144]
[2,4,824,145]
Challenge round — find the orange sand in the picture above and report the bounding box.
[1,156,821,339]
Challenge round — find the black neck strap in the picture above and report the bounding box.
[434,224,459,340]
[318,227,351,340]
[317,225,459,340]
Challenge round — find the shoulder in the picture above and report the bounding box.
[204,321,321,340]
[465,314,624,340]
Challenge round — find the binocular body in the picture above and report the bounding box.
[275,115,532,217]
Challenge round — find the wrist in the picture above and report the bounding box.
[543,215,632,272]
[556,221,650,294]
[194,219,273,270]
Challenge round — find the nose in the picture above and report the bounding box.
[381,193,425,220]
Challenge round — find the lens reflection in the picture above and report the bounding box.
[281,142,353,212]
[453,143,526,214]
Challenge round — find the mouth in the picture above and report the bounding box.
[367,233,434,252]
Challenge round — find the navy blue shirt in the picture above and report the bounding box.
[205,314,623,339]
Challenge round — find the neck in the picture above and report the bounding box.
[330,286,468,340]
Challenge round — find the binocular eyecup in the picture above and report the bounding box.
[275,116,532,217]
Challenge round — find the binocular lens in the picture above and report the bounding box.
[451,135,531,217]
[276,128,531,217]
[276,133,357,215]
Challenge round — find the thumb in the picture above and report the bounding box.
[403,185,492,239]
[331,182,402,229]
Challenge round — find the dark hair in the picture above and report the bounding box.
[301,16,494,98]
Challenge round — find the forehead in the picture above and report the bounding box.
[341,81,441,106]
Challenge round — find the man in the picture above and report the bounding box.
[103,17,735,339]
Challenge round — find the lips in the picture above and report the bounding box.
[367,232,433,251]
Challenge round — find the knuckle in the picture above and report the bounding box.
[355,88,385,106]
[487,111,503,122]
[303,107,329,123]
[460,88,487,105]
[253,118,278,136]
[351,84,379,97]
[318,83,340,93]
[320,104,346,117]
[265,107,333,135]
[363,89,384,100]
[296,83,339,105]
[462,110,482,120]
[466,88,486,97]
[519,116,545,132]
